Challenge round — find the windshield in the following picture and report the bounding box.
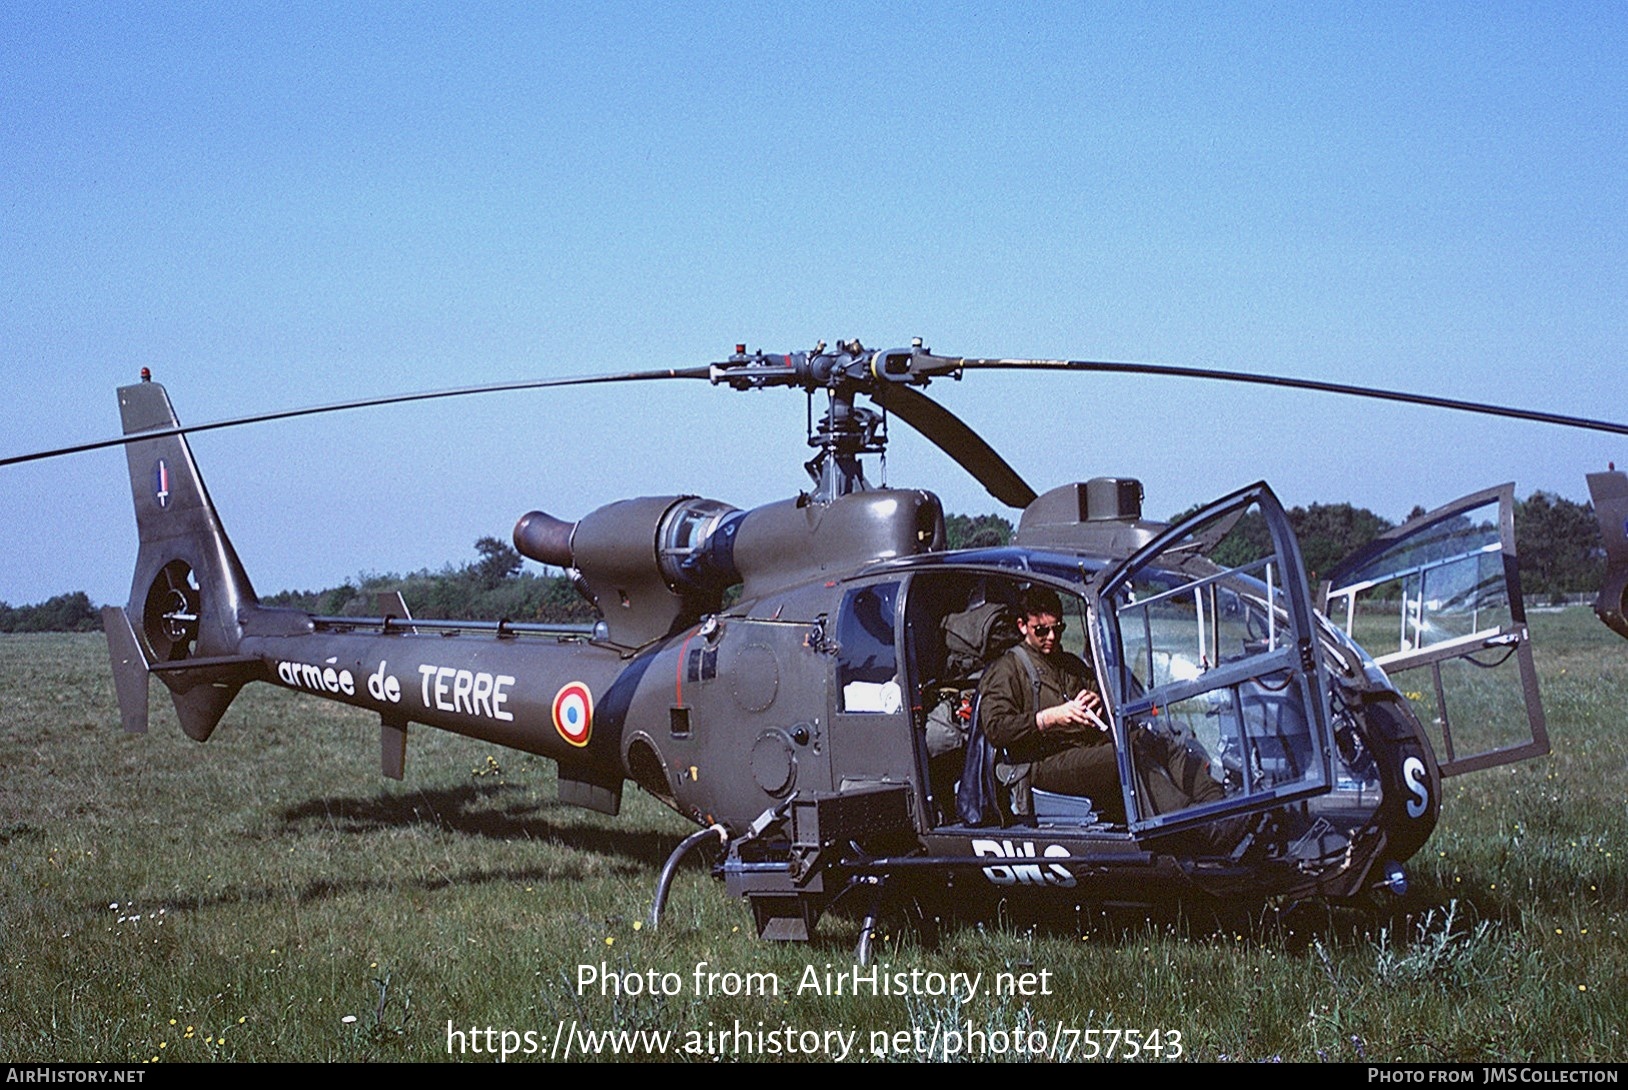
[1111,558,1288,694]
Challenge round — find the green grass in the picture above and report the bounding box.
[1,613,1625,1062]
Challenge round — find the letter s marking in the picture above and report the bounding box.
[1403,756,1429,819]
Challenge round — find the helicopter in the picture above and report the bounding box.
[19,338,1627,953]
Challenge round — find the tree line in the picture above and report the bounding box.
[260,537,599,623]
[0,492,1609,631]
[0,591,101,633]
[1178,494,1604,601]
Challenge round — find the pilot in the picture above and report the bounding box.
[977,586,1225,824]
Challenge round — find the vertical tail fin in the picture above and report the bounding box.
[106,378,262,740]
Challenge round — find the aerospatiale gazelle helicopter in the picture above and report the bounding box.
[10,339,1628,952]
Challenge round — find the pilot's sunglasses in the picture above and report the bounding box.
[1028,622,1065,637]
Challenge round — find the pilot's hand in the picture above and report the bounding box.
[1037,690,1106,733]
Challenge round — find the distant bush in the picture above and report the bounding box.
[263,537,596,624]
[1161,492,1606,596]
[945,513,1014,549]
[0,591,100,633]
[1515,491,1604,599]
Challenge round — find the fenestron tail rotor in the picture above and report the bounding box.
[142,559,200,662]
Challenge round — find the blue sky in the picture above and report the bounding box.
[4,3,1624,606]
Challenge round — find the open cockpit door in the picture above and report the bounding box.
[1322,484,1547,776]
[1093,483,1334,838]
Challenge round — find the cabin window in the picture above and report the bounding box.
[837,582,901,713]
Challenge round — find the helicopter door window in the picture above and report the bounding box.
[1323,485,1547,776]
[1095,485,1334,837]
[837,582,902,713]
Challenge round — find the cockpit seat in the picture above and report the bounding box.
[956,693,1100,827]
[1032,788,1097,822]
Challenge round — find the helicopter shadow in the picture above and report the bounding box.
[146,780,702,920]
[274,779,694,870]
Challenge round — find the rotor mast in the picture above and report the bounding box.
[710,339,955,503]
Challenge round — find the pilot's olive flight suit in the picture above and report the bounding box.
[977,645,1225,823]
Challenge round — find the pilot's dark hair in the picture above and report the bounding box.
[1019,586,1064,619]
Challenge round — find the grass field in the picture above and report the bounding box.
[1,611,1624,1062]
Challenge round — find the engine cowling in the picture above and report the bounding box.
[515,489,945,646]
[516,496,741,646]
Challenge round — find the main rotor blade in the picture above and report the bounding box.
[950,357,1628,437]
[0,366,713,468]
[869,382,1037,509]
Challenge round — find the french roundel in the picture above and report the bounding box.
[552,682,593,747]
